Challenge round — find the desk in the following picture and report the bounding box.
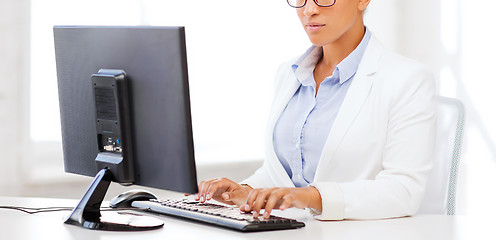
[0,196,490,239]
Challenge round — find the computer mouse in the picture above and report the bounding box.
[109,189,158,208]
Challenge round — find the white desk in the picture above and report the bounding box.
[0,196,490,239]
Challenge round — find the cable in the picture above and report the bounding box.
[0,206,139,214]
[0,206,73,214]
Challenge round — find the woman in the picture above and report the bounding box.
[196,0,436,220]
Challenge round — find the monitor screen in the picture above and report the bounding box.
[54,26,198,194]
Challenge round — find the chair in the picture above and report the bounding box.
[417,96,465,215]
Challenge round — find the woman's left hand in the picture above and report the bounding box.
[240,186,322,219]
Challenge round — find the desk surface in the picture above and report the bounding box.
[0,196,491,240]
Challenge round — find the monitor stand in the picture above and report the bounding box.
[64,168,164,231]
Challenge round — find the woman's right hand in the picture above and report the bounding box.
[195,177,252,206]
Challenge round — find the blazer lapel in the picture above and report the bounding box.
[314,35,383,180]
[265,64,301,187]
[268,76,300,133]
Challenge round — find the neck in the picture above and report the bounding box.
[320,20,366,69]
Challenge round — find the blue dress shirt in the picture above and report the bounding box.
[273,29,371,187]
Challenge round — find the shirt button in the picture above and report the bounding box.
[297,174,302,179]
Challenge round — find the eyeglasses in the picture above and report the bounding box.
[287,0,336,8]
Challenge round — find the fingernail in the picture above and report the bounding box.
[222,193,229,200]
[253,211,259,218]
[200,196,204,202]
[264,212,270,218]
[244,204,250,211]
[206,193,211,200]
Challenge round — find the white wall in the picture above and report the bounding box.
[0,0,30,195]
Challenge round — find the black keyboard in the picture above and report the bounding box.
[132,199,305,232]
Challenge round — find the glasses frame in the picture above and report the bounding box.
[286,0,336,8]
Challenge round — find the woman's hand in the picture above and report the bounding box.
[240,186,322,219]
[195,177,252,206]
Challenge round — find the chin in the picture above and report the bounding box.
[307,38,330,47]
[306,33,339,47]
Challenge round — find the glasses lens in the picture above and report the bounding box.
[315,0,336,7]
[287,0,306,8]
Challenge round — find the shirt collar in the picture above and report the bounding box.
[292,46,322,86]
[292,27,372,86]
[336,28,371,84]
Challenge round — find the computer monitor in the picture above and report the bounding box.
[54,26,198,231]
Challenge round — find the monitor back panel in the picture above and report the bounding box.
[54,26,197,193]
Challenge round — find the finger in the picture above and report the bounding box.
[279,194,295,210]
[197,180,207,201]
[205,182,218,201]
[196,180,205,200]
[242,189,260,212]
[198,180,214,202]
[263,190,286,218]
[251,189,271,218]
[224,187,249,207]
[205,178,228,200]
[222,192,230,201]
[222,187,240,201]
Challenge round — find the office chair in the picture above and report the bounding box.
[418,96,465,215]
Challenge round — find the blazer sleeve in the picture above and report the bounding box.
[241,162,276,188]
[311,59,437,220]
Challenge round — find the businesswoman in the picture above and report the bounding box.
[196,0,436,220]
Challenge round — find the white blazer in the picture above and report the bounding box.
[242,34,437,220]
